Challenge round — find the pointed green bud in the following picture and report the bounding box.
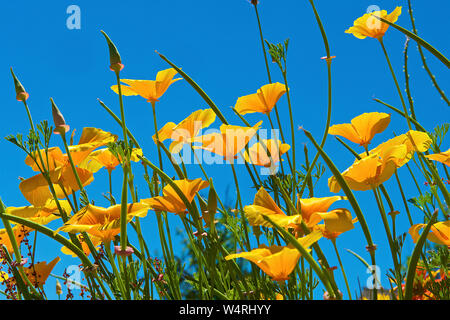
[100,30,124,73]
[10,68,29,102]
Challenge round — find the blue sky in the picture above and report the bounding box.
[0,0,449,299]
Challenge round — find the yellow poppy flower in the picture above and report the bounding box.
[78,148,143,173]
[329,144,408,192]
[153,109,216,154]
[425,148,450,167]
[142,178,209,216]
[111,68,181,103]
[329,112,391,148]
[362,130,431,167]
[193,121,262,161]
[20,128,117,206]
[5,199,72,226]
[345,7,402,40]
[234,83,286,115]
[61,234,102,257]
[244,187,302,229]
[22,257,60,287]
[297,196,347,228]
[56,202,150,242]
[312,210,358,240]
[225,231,322,281]
[409,221,450,246]
[243,139,290,167]
[0,224,33,254]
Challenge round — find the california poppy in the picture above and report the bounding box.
[244,187,302,229]
[234,83,286,115]
[5,199,72,226]
[20,127,117,206]
[153,109,216,154]
[22,257,60,287]
[111,68,181,103]
[297,196,347,228]
[243,139,290,167]
[61,234,102,257]
[329,144,408,192]
[409,220,450,246]
[0,224,32,254]
[193,121,262,161]
[142,178,209,216]
[56,202,150,242]
[329,112,391,148]
[345,7,402,40]
[425,148,450,167]
[78,148,143,173]
[362,130,432,168]
[312,209,358,240]
[225,231,322,281]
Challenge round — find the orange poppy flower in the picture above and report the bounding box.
[329,112,391,148]
[328,144,408,192]
[111,68,181,103]
[193,121,262,161]
[243,139,290,167]
[234,83,286,115]
[20,127,117,206]
[425,148,450,167]
[56,202,150,242]
[244,187,302,229]
[362,130,432,167]
[312,210,358,240]
[61,234,102,257]
[142,178,209,216]
[297,196,347,228]
[409,221,450,246]
[22,257,60,287]
[225,231,322,281]
[78,148,143,173]
[345,7,402,40]
[153,109,216,154]
[0,224,33,254]
[5,199,72,226]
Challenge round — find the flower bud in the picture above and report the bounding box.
[114,246,134,257]
[100,30,124,73]
[56,280,63,295]
[10,68,29,102]
[51,98,70,135]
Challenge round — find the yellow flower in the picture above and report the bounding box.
[142,178,209,216]
[329,112,391,148]
[0,224,32,254]
[243,139,290,167]
[234,83,286,115]
[345,7,402,39]
[56,202,150,242]
[111,68,181,103]
[78,148,143,173]
[193,121,262,161]
[409,221,450,246]
[20,127,117,206]
[61,234,102,257]
[5,199,72,225]
[362,130,432,168]
[329,144,408,192]
[425,148,450,167]
[225,231,322,281]
[153,109,216,154]
[244,187,302,229]
[22,257,60,287]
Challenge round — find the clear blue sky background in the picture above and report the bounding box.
[0,0,448,299]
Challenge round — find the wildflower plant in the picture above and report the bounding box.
[0,0,448,302]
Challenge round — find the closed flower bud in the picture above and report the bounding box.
[50,98,70,135]
[114,246,134,257]
[56,280,63,295]
[100,30,124,73]
[10,68,29,102]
